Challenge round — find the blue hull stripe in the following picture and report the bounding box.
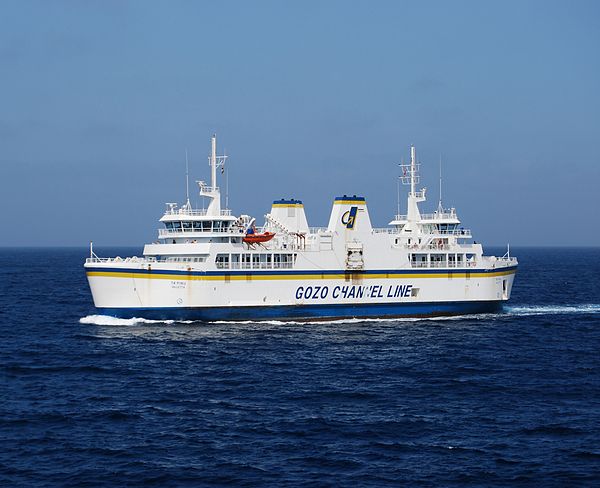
[97,300,504,321]
[87,265,517,278]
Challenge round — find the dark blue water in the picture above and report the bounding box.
[1,247,599,486]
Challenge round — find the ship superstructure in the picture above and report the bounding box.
[85,135,517,320]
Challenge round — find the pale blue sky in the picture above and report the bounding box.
[1,0,598,246]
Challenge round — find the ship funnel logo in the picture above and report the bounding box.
[341,206,358,229]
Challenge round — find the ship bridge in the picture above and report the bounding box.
[143,135,246,257]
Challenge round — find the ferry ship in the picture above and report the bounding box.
[84,135,517,321]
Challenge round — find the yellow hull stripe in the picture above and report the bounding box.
[87,269,516,281]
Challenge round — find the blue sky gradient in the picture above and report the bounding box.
[1,0,598,246]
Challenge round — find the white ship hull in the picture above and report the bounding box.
[85,262,517,320]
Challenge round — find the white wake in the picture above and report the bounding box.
[79,304,600,327]
[79,315,193,326]
[505,304,600,316]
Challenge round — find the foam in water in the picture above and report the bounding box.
[80,314,483,327]
[80,304,600,327]
[505,304,600,316]
[211,314,478,326]
[80,315,181,326]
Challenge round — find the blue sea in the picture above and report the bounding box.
[1,247,599,486]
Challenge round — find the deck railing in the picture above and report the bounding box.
[371,228,471,236]
[163,208,233,217]
[393,210,457,221]
[158,227,244,236]
[86,256,156,264]
[307,227,330,234]
[410,260,478,269]
[216,262,295,270]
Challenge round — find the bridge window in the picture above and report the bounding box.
[410,253,428,268]
[211,220,229,231]
[429,254,447,268]
[215,254,230,269]
[163,255,207,263]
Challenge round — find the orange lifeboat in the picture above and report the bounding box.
[243,232,275,244]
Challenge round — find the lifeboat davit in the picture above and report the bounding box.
[243,232,276,244]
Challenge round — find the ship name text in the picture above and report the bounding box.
[295,284,413,300]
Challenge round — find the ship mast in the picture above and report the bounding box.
[198,134,228,216]
[211,134,217,192]
[184,148,191,211]
[410,145,416,197]
[400,145,426,224]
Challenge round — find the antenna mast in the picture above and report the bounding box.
[208,134,228,191]
[438,152,443,213]
[410,145,416,196]
[199,134,228,216]
[399,144,425,222]
[210,135,217,190]
[397,158,403,217]
[185,148,190,208]
[224,149,229,209]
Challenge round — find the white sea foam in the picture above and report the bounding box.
[79,315,184,326]
[79,304,600,327]
[79,314,469,327]
[505,304,600,316]
[206,314,480,326]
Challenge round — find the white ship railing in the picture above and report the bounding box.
[86,256,156,264]
[216,262,295,270]
[158,228,244,236]
[372,228,397,234]
[371,228,471,236]
[308,227,330,234]
[163,208,233,217]
[439,229,471,236]
[411,261,478,269]
[393,210,457,221]
[493,256,518,265]
[408,256,517,269]
[86,256,214,264]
